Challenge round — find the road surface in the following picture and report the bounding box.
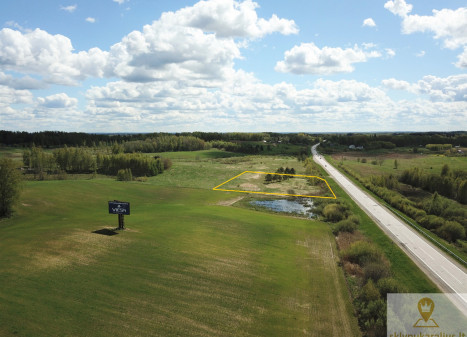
[311,144,467,315]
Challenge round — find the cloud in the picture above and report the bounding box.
[456,47,467,68]
[382,78,418,93]
[0,0,297,86]
[0,72,46,90]
[363,18,376,27]
[85,17,96,23]
[113,0,128,4]
[37,93,78,108]
[383,74,467,101]
[386,48,396,58]
[384,0,412,17]
[60,4,77,13]
[275,43,381,75]
[385,1,467,55]
[416,50,425,57]
[0,28,109,85]
[164,0,299,38]
[0,85,34,105]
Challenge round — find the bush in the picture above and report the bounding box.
[347,214,360,225]
[117,168,133,181]
[358,299,386,337]
[361,158,367,163]
[377,278,406,298]
[332,219,357,235]
[437,221,466,242]
[341,241,385,266]
[359,279,380,302]
[162,158,172,170]
[323,203,345,222]
[363,262,391,283]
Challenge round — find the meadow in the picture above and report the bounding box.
[0,149,361,337]
[331,151,467,177]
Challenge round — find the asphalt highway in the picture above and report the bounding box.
[311,144,467,316]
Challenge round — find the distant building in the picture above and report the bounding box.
[349,145,356,150]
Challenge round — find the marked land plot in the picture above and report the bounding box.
[213,171,336,199]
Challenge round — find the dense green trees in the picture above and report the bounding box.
[123,135,206,153]
[22,146,164,178]
[400,166,467,204]
[0,158,22,217]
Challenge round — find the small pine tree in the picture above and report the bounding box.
[393,159,398,169]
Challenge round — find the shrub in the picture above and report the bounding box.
[162,158,173,170]
[361,158,367,163]
[332,219,357,235]
[363,262,391,283]
[437,221,466,242]
[341,241,385,266]
[359,279,380,302]
[117,168,132,181]
[323,203,345,222]
[358,299,386,337]
[377,278,406,298]
[347,214,360,224]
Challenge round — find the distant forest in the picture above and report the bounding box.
[1,130,466,148]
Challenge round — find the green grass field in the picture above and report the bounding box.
[331,151,467,177]
[1,147,449,336]
[0,177,360,336]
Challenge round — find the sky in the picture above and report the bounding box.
[0,0,466,133]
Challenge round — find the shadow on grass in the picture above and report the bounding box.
[92,228,119,236]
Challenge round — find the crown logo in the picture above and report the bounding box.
[414,297,438,328]
[420,301,432,312]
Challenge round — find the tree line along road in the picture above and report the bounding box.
[311,144,467,316]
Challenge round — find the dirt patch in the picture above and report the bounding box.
[216,196,244,206]
[246,173,261,180]
[239,183,259,191]
[25,228,130,271]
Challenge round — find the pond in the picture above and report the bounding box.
[250,199,315,218]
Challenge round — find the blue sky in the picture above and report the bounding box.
[0,0,466,132]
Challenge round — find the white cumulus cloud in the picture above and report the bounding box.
[383,74,467,101]
[37,93,78,108]
[384,0,412,17]
[363,18,376,27]
[85,17,96,23]
[275,43,381,75]
[161,0,298,38]
[385,0,467,64]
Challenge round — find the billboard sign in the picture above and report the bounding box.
[108,201,130,215]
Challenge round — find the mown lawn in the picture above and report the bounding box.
[0,179,360,337]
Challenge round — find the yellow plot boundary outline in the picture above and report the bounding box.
[213,171,337,199]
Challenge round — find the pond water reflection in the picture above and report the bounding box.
[250,199,314,218]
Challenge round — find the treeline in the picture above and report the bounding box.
[399,165,467,204]
[324,132,467,149]
[23,146,165,178]
[1,131,138,147]
[122,135,206,153]
[338,165,467,243]
[1,131,317,148]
